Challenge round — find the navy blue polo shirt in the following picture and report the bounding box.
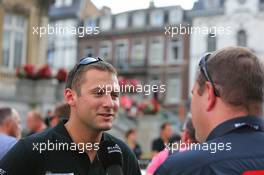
[0,120,141,175]
[154,116,264,175]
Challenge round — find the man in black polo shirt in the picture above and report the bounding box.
[0,57,141,175]
[155,47,264,175]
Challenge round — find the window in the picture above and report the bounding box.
[149,37,164,65]
[64,0,73,6]
[168,38,183,63]
[100,16,112,31]
[148,76,162,99]
[55,0,73,7]
[115,41,128,69]
[150,10,164,26]
[48,20,77,70]
[207,33,216,52]
[55,0,63,7]
[237,30,247,47]
[115,14,128,29]
[169,9,183,24]
[84,47,93,57]
[86,17,97,28]
[99,41,112,61]
[132,12,145,27]
[165,76,181,104]
[131,40,145,66]
[2,13,27,70]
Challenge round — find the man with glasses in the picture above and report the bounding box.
[154,47,264,175]
[0,57,142,175]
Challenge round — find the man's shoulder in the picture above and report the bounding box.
[155,148,218,175]
[156,133,264,175]
[0,134,16,145]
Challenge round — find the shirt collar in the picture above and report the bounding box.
[53,119,107,143]
[206,116,264,141]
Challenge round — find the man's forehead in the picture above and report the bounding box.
[82,70,119,87]
[84,69,117,80]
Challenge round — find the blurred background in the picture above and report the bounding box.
[1,0,264,171]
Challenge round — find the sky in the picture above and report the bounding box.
[91,0,197,14]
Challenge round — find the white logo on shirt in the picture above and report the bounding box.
[0,169,6,175]
[45,172,74,175]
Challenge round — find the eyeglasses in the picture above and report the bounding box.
[199,53,220,97]
[75,57,103,71]
[67,57,103,89]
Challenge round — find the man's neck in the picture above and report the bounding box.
[65,119,102,144]
[202,107,251,142]
[65,118,102,162]
[0,128,8,136]
[36,123,46,132]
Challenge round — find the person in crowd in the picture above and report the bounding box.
[0,107,21,159]
[26,109,47,136]
[151,122,173,156]
[0,57,141,175]
[155,47,264,174]
[146,118,196,175]
[125,128,142,159]
[49,102,70,127]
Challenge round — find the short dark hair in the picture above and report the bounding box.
[197,47,264,113]
[65,61,117,95]
[125,128,137,138]
[54,103,70,119]
[161,122,171,131]
[183,118,196,142]
[0,107,12,125]
[29,110,44,121]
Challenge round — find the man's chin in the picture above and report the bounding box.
[97,124,113,131]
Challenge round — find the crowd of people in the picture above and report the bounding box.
[1,46,264,174]
[0,102,70,159]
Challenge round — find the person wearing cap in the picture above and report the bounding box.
[155,47,264,175]
[0,57,141,175]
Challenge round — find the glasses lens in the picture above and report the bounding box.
[198,53,220,97]
[79,57,101,65]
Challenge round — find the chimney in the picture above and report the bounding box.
[149,0,155,8]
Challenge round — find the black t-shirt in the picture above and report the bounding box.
[0,121,142,175]
[133,143,142,160]
[154,116,264,175]
[151,138,165,152]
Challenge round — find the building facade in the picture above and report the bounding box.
[78,4,190,113]
[188,0,264,92]
[48,0,101,70]
[0,0,53,126]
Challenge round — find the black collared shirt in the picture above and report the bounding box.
[154,116,264,175]
[0,121,142,175]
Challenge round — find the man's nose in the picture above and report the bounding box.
[102,94,114,108]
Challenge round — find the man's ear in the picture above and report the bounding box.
[4,119,12,135]
[64,88,77,107]
[205,82,216,111]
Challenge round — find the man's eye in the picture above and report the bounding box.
[111,92,120,98]
[96,91,104,96]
